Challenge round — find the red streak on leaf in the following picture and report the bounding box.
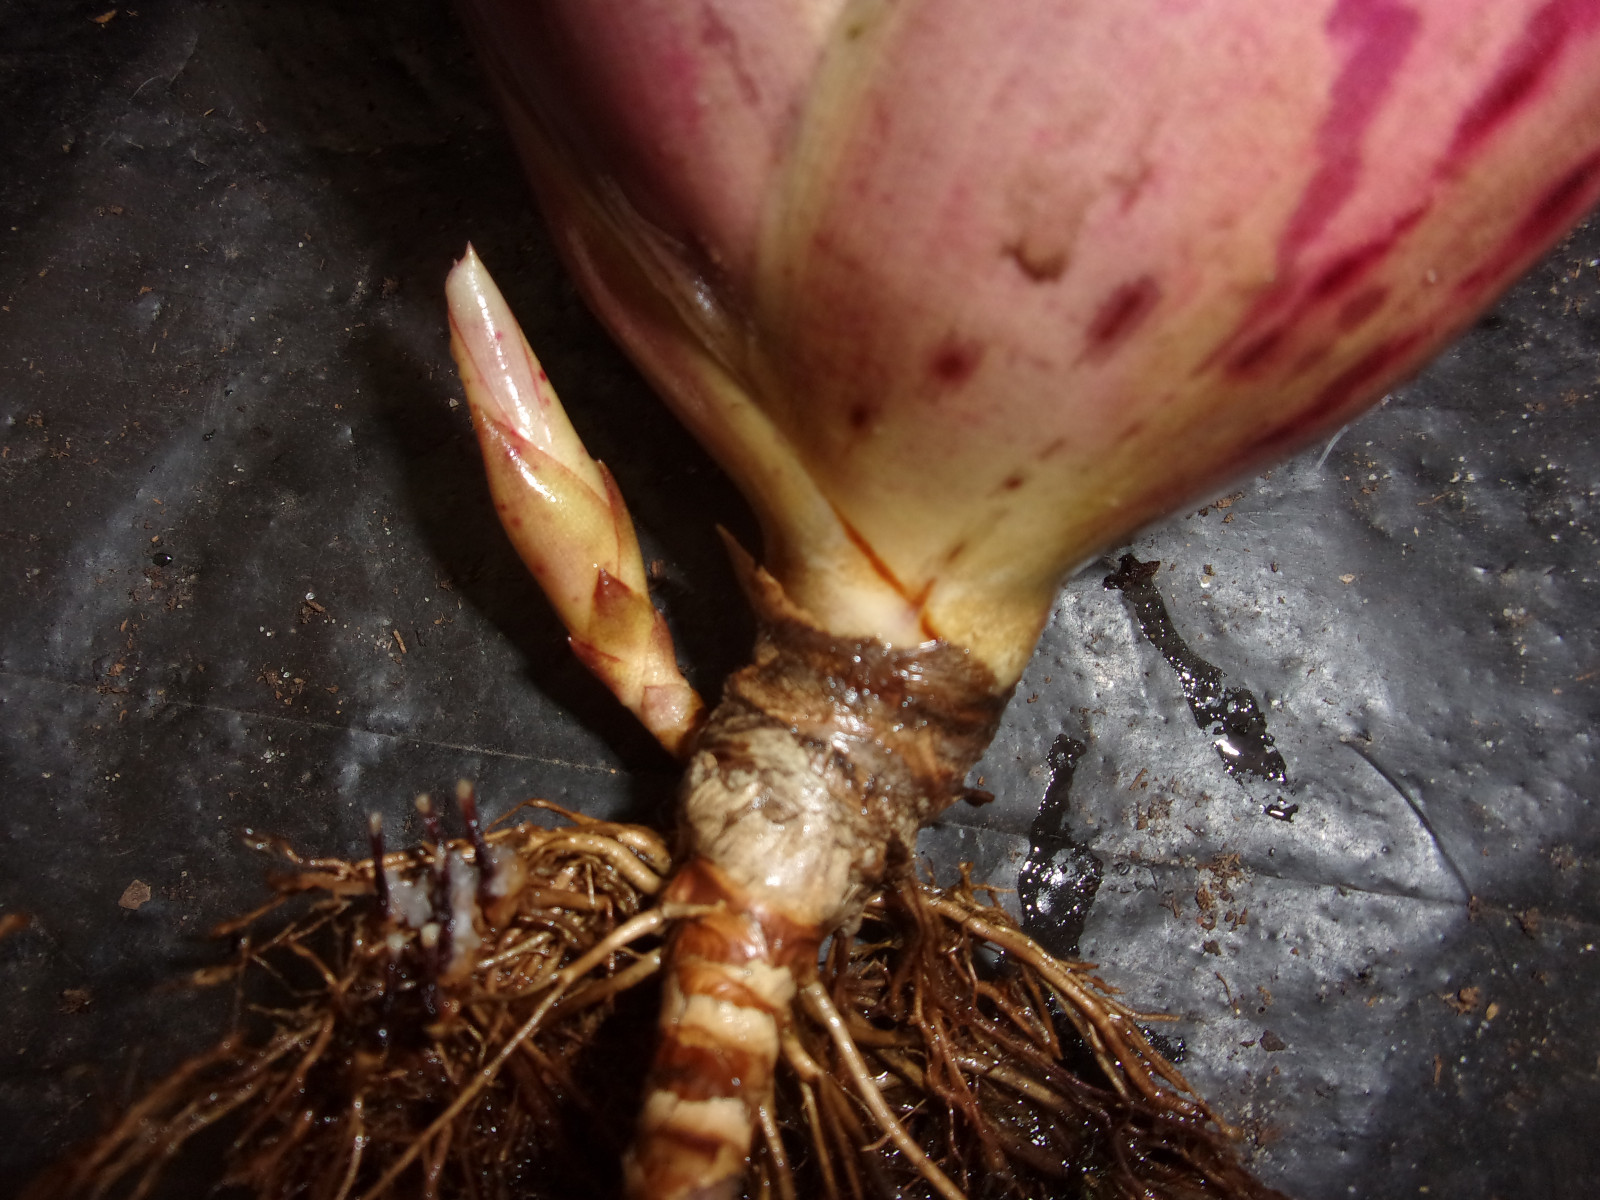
[1226,329,1286,378]
[1082,275,1161,360]
[1337,285,1391,332]
[1035,436,1067,461]
[1446,0,1600,168]
[697,2,761,107]
[1312,330,1425,415]
[837,509,910,600]
[1290,344,1332,379]
[1308,231,1404,301]
[1279,0,1421,261]
[1216,206,1426,379]
[1202,2,1420,379]
[834,509,940,640]
[1456,149,1600,297]
[1249,331,1427,461]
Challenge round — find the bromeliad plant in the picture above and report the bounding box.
[449,2,1600,1196]
[40,3,1600,1199]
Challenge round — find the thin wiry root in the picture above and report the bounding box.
[768,869,1289,1200]
[32,799,1283,1200]
[800,981,966,1200]
[28,795,674,1200]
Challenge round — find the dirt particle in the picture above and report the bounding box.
[59,987,93,1014]
[928,338,984,387]
[1443,985,1482,1014]
[118,880,152,910]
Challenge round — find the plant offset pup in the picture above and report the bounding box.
[446,1,1600,1197]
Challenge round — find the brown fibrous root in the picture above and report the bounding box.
[31,792,1284,1200]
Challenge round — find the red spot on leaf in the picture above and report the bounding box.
[929,338,983,386]
[1004,238,1068,282]
[1084,275,1161,359]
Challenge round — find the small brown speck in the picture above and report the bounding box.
[392,629,407,654]
[118,880,152,910]
[1443,985,1482,1015]
[60,987,93,1014]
